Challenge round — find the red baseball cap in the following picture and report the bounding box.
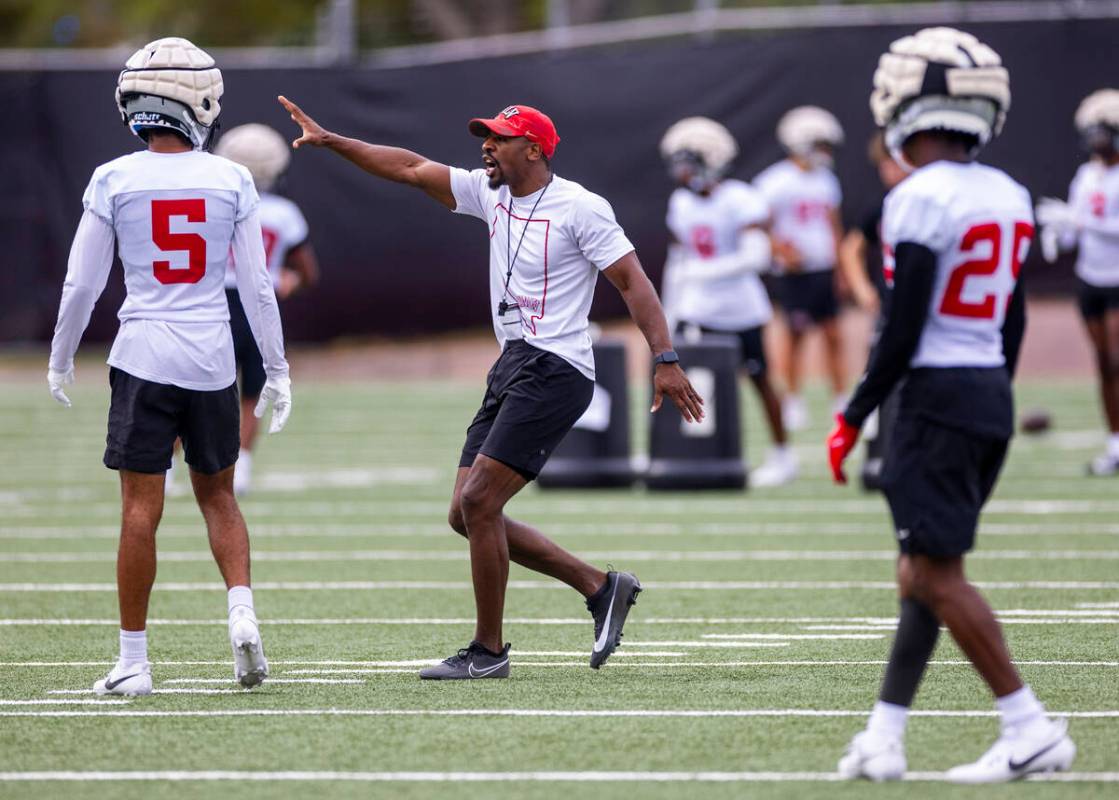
[468,105,560,158]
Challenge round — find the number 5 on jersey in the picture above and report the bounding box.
[152,198,207,285]
[940,220,1033,320]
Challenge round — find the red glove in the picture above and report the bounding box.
[826,412,861,485]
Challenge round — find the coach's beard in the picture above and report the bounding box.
[483,155,505,189]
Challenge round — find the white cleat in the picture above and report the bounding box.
[946,718,1076,784]
[229,606,268,688]
[1087,452,1119,477]
[750,448,799,488]
[837,730,906,781]
[782,396,809,432]
[93,660,152,697]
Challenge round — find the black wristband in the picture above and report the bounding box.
[653,350,679,367]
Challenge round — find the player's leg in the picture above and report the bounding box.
[232,292,267,496]
[743,327,797,487]
[779,275,811,430]
[1086,306,1119,474]
[817,271,846,410]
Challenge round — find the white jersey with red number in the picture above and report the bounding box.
[882,160,1034,369]
[82,149,260,389]
[224,192,309,289]
[1068,160,1119,288]
[666,179,772,330]
[754,159,841,273]
[450,168,635,380]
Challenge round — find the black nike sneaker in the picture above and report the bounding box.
[419,641,511,680]
[587,571,641,669]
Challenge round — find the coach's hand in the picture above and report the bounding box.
[47,367,74,408]
[826,413,860,484]
[278,96,328,149]
[255,374,292,434]
[652,363,705,423]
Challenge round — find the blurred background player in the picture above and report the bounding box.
[659,117,796,487]
[755,106,846,431]
[829,27,1075,783]
[47,37,290,695]
[215,123,319,495]
[837,132,908,489]
[1036,89,1119,477]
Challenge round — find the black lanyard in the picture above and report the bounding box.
[500,175,552,311]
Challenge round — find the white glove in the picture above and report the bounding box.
[47,367,74,407]
[1035,197,1077,233]
[254,374,292,434]
[1039,226,1061,263]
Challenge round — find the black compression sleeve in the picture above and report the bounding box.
[843,242,937,428]
[1001,274,1027,381]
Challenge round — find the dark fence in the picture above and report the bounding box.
[3,18,1112,343]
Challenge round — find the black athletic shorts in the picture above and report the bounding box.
[880,415,1008,558]
[1076,278,1119,321]
[104,367,240,475]
[227,288,267,400]
[678,322,768,378]
[777,269,839,332]
[459,340,594,480]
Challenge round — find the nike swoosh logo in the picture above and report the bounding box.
[467,659,508,678]
[1007,736,1065,772]
[103,672,143,690]
[593,579,620,653]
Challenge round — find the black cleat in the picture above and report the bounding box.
[419,641,510,680]
[587,571,641,669]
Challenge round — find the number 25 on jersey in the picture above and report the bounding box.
[940,220,1033,320]
[151,198,207,285]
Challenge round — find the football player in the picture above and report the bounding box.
[828,27,1076,783]
[1036,89,1119,476]
[660,117,796,486]
[755,106,846,431]
[215,124,319,495]
[48,38,289,695]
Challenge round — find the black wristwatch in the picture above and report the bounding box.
[653,350,680,367]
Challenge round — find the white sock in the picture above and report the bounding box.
[228,585,254,616]
[238,448,252,467]
[866,700,908,740]
[1107,433,1119,459]
[996,685,1047,735]
[119,629,147,666]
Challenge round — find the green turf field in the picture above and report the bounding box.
[1,364,1117,799]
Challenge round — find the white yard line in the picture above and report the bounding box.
[0,699,128,705]
[3,708,1118,720]
[0,770,1115,783]
[700,634,884,641]
[162,678,364,685]
[47,689,244,695]
[3,580,1117,592]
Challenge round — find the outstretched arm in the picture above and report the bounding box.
[278,95,455,210]
[603,252,705,423]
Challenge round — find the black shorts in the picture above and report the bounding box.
[777,269,839,331]
[227,288,267,400]
[678,322,768,378]
[104,367,240,475]
[880,415,1008,558]
[1076,278,1119,321]
[459,340,594,480]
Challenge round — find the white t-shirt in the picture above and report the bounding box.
[754,159,841,273]
[666,179,772,330]
[450,169,635,380]
[882,160,1034,369]
[82,150,262,390]
[224,192,310,290]
[1068,160,1119,288]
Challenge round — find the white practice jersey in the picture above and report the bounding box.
[666,179,772,330]
[62,149,284,390]
[1068,160,1119,288]
[751,158,841,271]
[451,169,635,380]
[754,159,841,273]
[224,191,309,289]
[882,160,1034,369]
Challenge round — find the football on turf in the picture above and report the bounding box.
[1019,408,1053,435]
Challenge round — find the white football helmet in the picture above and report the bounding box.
[116,37,223,150]
[776,106,845,158]
[215,124,291,192]
[660,117,738,191]
[1074,89,1119,154]
[871,27,1009,161]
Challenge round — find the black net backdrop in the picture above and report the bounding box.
[2,18,1114,343]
